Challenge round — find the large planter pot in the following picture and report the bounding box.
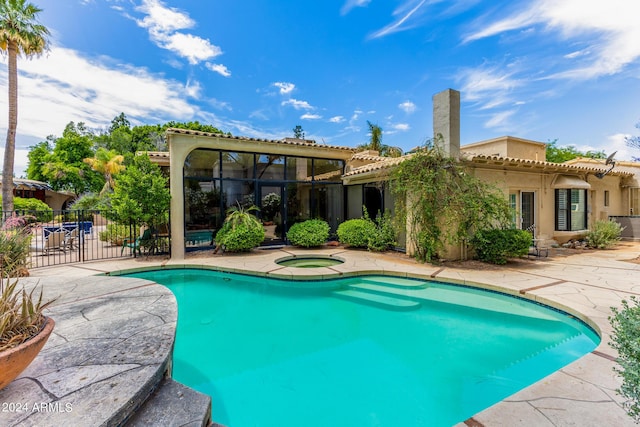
[0,317,55,390]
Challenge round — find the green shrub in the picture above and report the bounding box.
[0,230,32,277]
[6,197,53,222]
[586,220,623,249]
[610,297,640,421]
[472,228,531,264]
[367,211,396,252]
[215,205,265,252]
[287,219,329,247]
[99,224,132,245]
[337,218,376,248]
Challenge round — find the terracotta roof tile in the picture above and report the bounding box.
[165,128,356,152]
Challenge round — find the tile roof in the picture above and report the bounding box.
[165,128,357,152]
[343,151,635,178]
[465,153,634,176]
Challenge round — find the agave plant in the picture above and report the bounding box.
[0,274,55,352]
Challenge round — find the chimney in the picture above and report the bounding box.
[432,89,460,159]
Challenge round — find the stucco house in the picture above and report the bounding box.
[160,89,636,260]
[0,178,75,211]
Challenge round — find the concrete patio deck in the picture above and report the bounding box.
[4,242,640,426]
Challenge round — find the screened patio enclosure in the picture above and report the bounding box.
[184,148,345,247]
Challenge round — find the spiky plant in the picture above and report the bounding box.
[0,273,55,352]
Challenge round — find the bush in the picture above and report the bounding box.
[337,218,376,248]
[215,205,265,252]
[99,224,132,245]
[3,196,53,222]
[367,211,396,252]
[586,220,623,249]
[287,219,329,247]
[472,228,531,264]
[610,297,640,421]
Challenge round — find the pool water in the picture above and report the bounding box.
[128,269,599,427]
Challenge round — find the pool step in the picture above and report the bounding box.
[332,289,421,311]
[126,378,212,427]
[359,276,429,289]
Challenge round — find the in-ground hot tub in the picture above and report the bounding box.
[275,255,344,268]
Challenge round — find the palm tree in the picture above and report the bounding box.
[0,0,49,212]
[84,148,125,195]
[357,121,403,158]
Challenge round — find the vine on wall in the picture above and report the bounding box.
[390,146,512,262]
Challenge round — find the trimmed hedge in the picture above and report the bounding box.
[337,218,376,248]
[472,228,531,264]
[287,219,329,247]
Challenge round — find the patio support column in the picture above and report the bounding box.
[168,135,190,260]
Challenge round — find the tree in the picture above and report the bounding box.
[545,140,606,163]
[25,138,52,182]
[293,125,305,139]
[108,112,131,133]
[357,121,402,157]
[0,0,49,212]
[83,148,125,195]
[109,155,170,227]
[41,122,103,195]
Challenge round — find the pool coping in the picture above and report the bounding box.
[20,244,640,426]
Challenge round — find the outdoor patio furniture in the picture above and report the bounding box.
[526,224,549,258]
[61,227,79,251]
[43,231,66,255]
[121,228,153,256]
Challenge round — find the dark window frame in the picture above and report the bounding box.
[555,188,587,231]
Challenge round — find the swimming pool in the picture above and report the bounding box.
[127,269,599,427]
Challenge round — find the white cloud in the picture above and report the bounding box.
[185,79,201,98]
[273,82,295,95]
[281,99,313,110]
[206,63,231,77]
[464,0,640,80]
[600,133,634,161]
[369,0,428,39]
[457,64,521,110]
[134,0,222,65]
[329,116,345,123]
[301,113,322,120]
[0,46,205,144]
[136,0,194,33]
[398,100,416,114]
[485,110,516,130]
[0,148,31,179]
[341,0,371,16]
[391,123,410,131]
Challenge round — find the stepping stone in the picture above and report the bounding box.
[359,276,429,289]
[332,289,421,311]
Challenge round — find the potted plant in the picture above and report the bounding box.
[0,272,56,390]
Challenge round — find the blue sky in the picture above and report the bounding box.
[2,0,640,176]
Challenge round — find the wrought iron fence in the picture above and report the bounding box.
[0,210,170,269]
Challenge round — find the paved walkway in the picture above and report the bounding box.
[27,242,640,426]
